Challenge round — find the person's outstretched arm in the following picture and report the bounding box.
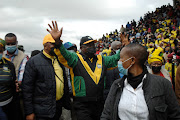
[103,33,129,69]
[47,21,78,68]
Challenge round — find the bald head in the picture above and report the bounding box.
[111,41,121,50]
[123,43,148,67]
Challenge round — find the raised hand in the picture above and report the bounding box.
[120,33,130,46]
[47,21,63,42]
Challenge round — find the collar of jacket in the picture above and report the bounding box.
[40,51,54,62]
[43,50,55,60]
[40,51,66,74]
[80,52,98,61]
[114,72,150,92]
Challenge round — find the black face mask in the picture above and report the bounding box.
[86,47,96,58]
[49,47,56,56]
[152,66,161,73]
[168,59,172,63]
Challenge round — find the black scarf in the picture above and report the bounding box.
[127,66,148,89]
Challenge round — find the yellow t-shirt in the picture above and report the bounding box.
[163,38,170,43]
[106,35,109,38]
[165,62,172,77]
[43,50,64,100]
[155,40,162,45]
[156,29,159,33]
[165,19,171,25]
[102,49,111,56]
[171,30,177,38]
[157,35,161,38]
[143,28,147,31]
[165,62,177,79]
[162,21,166,27]
[160,28,165,32]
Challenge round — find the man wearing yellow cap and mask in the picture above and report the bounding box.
[148,48,171,81]
[22,34,71,120]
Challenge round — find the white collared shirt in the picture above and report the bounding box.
[118,75,149,120]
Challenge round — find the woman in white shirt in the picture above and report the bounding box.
[101,43,180,120]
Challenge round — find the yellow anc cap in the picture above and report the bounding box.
[43,34,55,45]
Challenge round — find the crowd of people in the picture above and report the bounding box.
[96,3,180,103]
[0,2,180,120]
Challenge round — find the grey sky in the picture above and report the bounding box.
[0,0,173,55]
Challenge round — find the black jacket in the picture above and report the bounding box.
[0,58,16,102]
[101,73,180,120]
[22,52,71,118]
[104,68,120,100]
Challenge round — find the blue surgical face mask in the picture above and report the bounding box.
[5,45,17,53]
[174,62,177,66]
[115,49,120,54]
[118,61,128,75]
[0,54,2,60]
[118,57,133,75]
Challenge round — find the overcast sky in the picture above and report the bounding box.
[0,0,173,55]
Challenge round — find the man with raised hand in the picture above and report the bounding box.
[47,21,121,120]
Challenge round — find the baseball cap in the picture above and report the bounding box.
[168,54,173,58]
[80,36,97,46]
[43,34,55,45]
[64,42,73,49]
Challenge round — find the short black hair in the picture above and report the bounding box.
[125,43,148,67]
[5,33,16,38]
[31,50,40,57]
[18,45,25,52]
